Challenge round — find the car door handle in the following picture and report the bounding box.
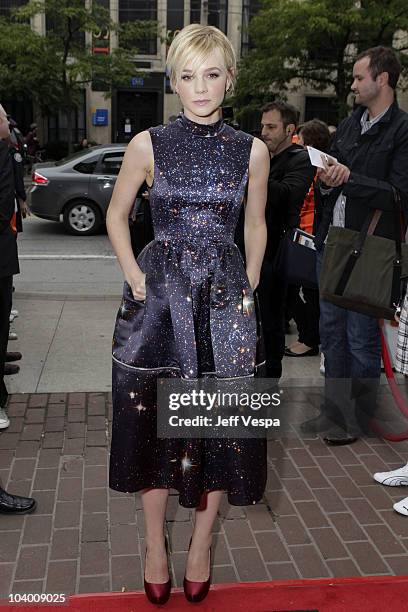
[97,176,115,181]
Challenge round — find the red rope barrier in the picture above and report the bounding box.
[375,330,408,441]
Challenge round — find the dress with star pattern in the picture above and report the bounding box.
[109,113,267,508]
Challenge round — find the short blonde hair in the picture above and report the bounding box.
[166,24,236,93]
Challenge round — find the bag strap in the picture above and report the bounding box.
[390,186,404,308]
[391,185,404,247]
[367,210,382,236]
[334,209,380,296]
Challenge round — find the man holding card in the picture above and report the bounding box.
[301,46,408,444]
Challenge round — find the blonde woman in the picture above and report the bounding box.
[107,24,269,604]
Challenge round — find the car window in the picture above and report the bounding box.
[73,156,99,174]
[100,152,125,175]
[55,148,96,166]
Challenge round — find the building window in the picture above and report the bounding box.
[241,0,260,56]
[46,1,85,48]
[0,0,26,17]
[208,0,228,33]
[190,0,200,24]
[2,97,33,135]
[167,0,184,36]
[304,96,339,126]
[190,0,228,33]
[119,0,157,56]
[308,45,338,64]
[48,93,86,145]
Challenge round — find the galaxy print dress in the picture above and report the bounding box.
[109,113,267,508]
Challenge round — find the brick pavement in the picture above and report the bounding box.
[1,390,408,599]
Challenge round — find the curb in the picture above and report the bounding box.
[14,292,121,301]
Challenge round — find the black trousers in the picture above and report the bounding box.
[257,259,287,379]
[0,275,12,407]
[286,284,320,348]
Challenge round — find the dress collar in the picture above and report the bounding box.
[177,112,225,138]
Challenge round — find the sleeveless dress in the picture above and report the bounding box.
[109,113,267,508]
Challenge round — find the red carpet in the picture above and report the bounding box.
[2,576,408,611]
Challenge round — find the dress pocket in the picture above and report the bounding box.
[113,280,147,362]
[236,263,255,318]
[123,279,147,305]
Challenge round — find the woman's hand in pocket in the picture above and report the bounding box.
[127,270,146,301]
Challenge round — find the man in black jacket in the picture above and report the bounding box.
[3,118,28,375]
[302,47,408,444]
[0,103,36,513]
[257,101,315,379]
[0,104,19,415]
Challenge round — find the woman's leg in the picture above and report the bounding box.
[141,488,170,582]
[185,490,223,580]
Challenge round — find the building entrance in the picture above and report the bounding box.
[115,91,159,142]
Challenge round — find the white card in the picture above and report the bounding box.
[307,146,337,169]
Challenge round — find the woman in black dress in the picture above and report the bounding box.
[107,24,269,604]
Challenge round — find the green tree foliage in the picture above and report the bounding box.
[0,18,46,100]
[0,0,157,150]
[234,0,408,122]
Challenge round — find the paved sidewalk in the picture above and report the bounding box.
[7,296,326,395]
[1,391,408,599]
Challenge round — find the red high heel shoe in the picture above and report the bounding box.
[183,537,212,603]
[144,536,171,605]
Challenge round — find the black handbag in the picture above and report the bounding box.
[319,187,408,320]
[274,228,317,288]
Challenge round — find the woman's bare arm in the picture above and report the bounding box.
[106,131,154,300]
[245,137,269,290]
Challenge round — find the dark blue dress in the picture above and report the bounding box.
[109,114,267,508]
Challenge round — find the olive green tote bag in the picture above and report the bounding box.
[319,188,408,320]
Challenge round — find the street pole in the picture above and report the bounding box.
[200,0,208,25]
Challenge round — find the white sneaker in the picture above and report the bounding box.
[11,309,18,317]
[0,408,10,429]
[9,314,15,323]
[8,332,18,341]
[373,463,408,486]
[393,496,408,516]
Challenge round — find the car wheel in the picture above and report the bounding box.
[63,200,101,236]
